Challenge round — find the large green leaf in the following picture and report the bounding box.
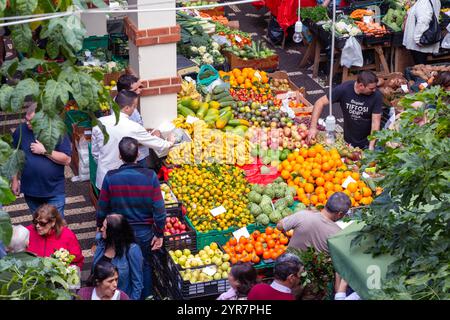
[90,0,108,8]
[30,111,66,152]
[0,176,15,205]
[0,85,14,112]
[10,24,32,54]
[38,0,56,13]
[16,58,45,72]
[72,0,88,9]
[0,0,7,12]
[15,0,38,15]
[0,149,25,181]
[0,58,19,78]
[59,67,101,109]
[10,79,39,112]
[42,79,71,116]
[0,210,12,247]
[0,139,12,163]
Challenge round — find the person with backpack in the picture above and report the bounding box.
[403,0,442,64]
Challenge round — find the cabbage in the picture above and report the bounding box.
[256,214,270,225]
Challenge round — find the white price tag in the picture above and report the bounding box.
[422,82,428,88]
[161,191,166,199]
[362,172,371,179]
[186,115,200,124]
[185,76,195,83]
[260,106,268,110]
[342,176,357,189]
[363,15,373,24]
[210,206,226,217]
[254,71,262,81]
[232,227,250,242]
[336,220,355,230]
[235,35,242,43]
[202,266,217,276]
[401,84,409,93]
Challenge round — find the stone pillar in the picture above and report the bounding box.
[124,0,180,129]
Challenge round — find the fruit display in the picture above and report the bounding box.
[410,64,450,82]
[164,216,188,236]
[173,115,195,136]
[270,78,291,92]
[323,19,362,37]
[178,80,202,101]
[167,119,252,165]
[161,183,179,206]
[246,177,304,225]
[168,164,254,232]
[188,42,225,65]
[230,100,289,128]
[178,12,216,36]
[220,67,270,88]
[382,8,407,32]
[278,144,374,208]
[214,22,253,47]
[223,40,276,60]
[181,0,220,7]
[222,227,291,264]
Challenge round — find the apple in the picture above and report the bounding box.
[170,228,176,234]
[174,222,180,229]
[180,224,186,231]
[166,223,173,229]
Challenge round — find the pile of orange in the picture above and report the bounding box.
[219,68,269,90]
[222,227,290,265]
[278,144,374,208]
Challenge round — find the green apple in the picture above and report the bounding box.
[183,249,191,256]
[199,250,206,257]
[203,246,211,251]
[174,250,183,258]
[222,254,230,262]
[178,256,187,266]
[222,271,228,279]
[190,259,199,267]
[221,262,230,271]
[204,258,212,265]
[214,273,222,280]
[207,249,215,258]
[210,242,218,250]
[200,253,209,262]
[214,249,223,257]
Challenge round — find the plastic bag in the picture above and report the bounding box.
[441,24,450,49]
[197,64,219,86]
[340,36,363,68]
[73,136,90,182]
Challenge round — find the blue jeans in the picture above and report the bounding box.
[24,194,66,218]
[132,225,154,299]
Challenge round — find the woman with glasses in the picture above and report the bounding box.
[25,204,84,268]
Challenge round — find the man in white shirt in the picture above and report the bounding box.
[92,90,174,189]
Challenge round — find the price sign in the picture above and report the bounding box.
[363,15,373,24]
[210,206,226,217]
[232,227,250,242]
[342,176,357,189]
[202,266,217,276]
[401,84,409,93]
[362,172,371,179]
[235,35,242,43]
[161,191,166,199]
[260,106,268,110]
[254,71,262,81]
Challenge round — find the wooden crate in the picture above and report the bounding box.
[268,71,299,94]
[276,91,314,116]
[223,51,279,71]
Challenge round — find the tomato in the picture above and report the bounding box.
[265,226,274,235]
[262,251,271,260]
[267,239,276,248]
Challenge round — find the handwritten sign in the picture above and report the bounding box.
[232,227,250,242]
[202,266,217,276]
[210,206,226,217]
[401,84,409,93]
[235,35,242,43]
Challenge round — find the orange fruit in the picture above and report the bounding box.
[301,197,311,206]
[335,171,344,179]
[344,171,352,178]
[307,149,317,158]
[321,162,331,172]
[318,193,327,203]
[304,183,314,193]
[324,181,334,191]
[362,187,373,197]
[326,190,335,198]
[334,184,343,192]
[312,169,322,178]
[297,188,305,197]
[332,177,342,185]
[296,155,305,163]
[347,182,358,193]
[351,172,360,181]
[315,177,325,186]
[343,189,352,197]
[323,173,333,181]
[301,170,311,179]
[315,186,325,195]
[281,170,290,180]
[310,195,319,205]
[354,191,362,201]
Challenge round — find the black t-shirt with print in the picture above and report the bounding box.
[328,81,382,148]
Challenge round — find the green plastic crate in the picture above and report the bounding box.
[82,35,109,51]
[88,142,99,197]
[64,110,91,137]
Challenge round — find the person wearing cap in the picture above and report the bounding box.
[277,192,351,253]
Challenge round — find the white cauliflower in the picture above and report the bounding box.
[335,21,348,33]
[190,46,199,53]
[211,49,221,57]
[211,42,220,50]
[198,46,207,55]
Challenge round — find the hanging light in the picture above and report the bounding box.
[325,0,337,146]
[293,0,303,43]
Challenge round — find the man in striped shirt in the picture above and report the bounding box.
[96,137,166,299]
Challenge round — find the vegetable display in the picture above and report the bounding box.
[382,8,407,32]
[410,64,450,82]
[223,40,276,60]
[300,6,329,23]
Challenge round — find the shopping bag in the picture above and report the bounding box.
[340,36,363,68]
[196,64,219,86]
[441,24,450,49]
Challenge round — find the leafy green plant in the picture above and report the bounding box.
[0,254,79,300]
[288,247,335,300]
[353,86,450,300]
[0,0,118,204]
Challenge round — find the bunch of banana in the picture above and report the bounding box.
[167,120,253,166]
[172,116,194,136]
[178,80,202,101]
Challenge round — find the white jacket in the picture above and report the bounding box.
[403,0,441,53]
[91,112,172,189]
